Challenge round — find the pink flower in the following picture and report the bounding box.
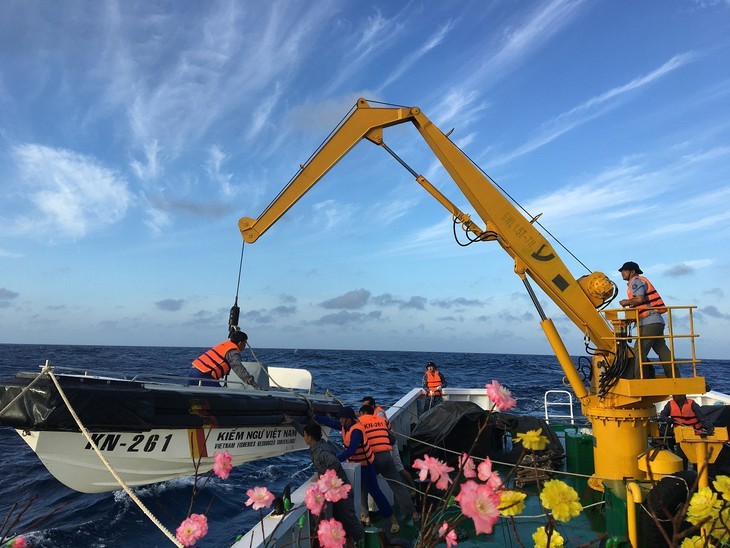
[438,521,458,547]
[305,483,326,516]
[176,514,208,546]
[10,538,27,548]
[317,469,352,502]
[317,517,347,548]
[458,453,477,478]
[485,380,517,411]
[413,454,454,490]
[213,450,233,480]
[455,480,501,535]
[188,514,208,537]
[245,486,275,511]
[477,457,502,489]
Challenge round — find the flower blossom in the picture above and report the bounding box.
[687,486,721,525]
[499,490,527,516]
[245,486,275,511]
[305,483,326,515]
[438,521,458,547]
[8,538,27,548]
[477,457,502,489]
[176,514,208,546]
[681,536,706,548]
[713,475,730,502]
[213,451,233,480]
[317,469,352,502]
[317,517,347,548]
[515,428,549,451]
[540,480,582,522]
[485,380,517,411]
[412,454,454,490]
[458,453,477,478]
[533,526,564,548]
[454,480,500,535]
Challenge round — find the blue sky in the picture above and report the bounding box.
[1,1,729,359]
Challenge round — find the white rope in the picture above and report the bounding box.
[45,365,183,547]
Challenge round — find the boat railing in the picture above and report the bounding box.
[602,305,700,379]
[544,390,575,425]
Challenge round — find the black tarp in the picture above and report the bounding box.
[408,401,505,467]
[0,375,342,432]
[408,402,565,468]
[701,404,730,477]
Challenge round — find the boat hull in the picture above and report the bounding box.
[19,424,310,493]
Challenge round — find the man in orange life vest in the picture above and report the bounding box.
[618,261,678,379]
[358,404,419,523]
[188,328,260,388]
[361,396,418,496]
[421,361,447,411]
[315,407,399,533]
[659,395,713,435]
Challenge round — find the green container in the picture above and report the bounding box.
[565,429,595,475]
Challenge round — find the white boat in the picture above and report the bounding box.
[0,362,341,493]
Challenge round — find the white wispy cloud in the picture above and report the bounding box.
[205,145,234,196]
[471,0,589,85]
[490,53,695,166]
[9,144,131,240]
[378,20,456,92]
[324,7,408,95]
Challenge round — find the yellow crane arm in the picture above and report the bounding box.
[240,99,614,359]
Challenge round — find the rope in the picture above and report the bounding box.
[44,364,183,547]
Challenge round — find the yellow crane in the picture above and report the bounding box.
[238,98,706,486]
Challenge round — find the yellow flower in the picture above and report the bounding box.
[498,490,527,516]
[713,475,730,502]
[686,487,721,526]
[515,428,549,451]
[681,536,706,548]
[539,479,582,522]
[710,507,730,542]
[532,526,564,548]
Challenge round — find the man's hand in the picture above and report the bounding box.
[282,414,293,425]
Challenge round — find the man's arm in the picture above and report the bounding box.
[227,350,259,388]
[659,402,671,422]
[337,428,361,462]
[315,414,340,430]
[691,402,714,433]
[620,279,647,308]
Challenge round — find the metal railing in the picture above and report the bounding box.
[602,305,700,379]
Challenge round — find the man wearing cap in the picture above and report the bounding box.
[618,261,677,378]
[421,361,447,411]
[188,328,261,388]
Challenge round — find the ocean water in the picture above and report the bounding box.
[0,344,728,547]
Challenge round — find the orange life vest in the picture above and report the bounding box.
[192,340,238,379]
[425,370,444,396]
[628,275,667,318]
[373,405,391,430]
[342,422,374,466]
[669,399,702,431]
[358,414,393,453]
